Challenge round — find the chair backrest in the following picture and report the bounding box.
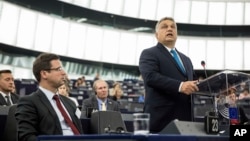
[127,102,144,112]
[0,106,10,140]
[2,104,17,141]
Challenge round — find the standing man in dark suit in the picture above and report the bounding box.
[15,53,83,141]
[139,17,199,133]
[0,69,19,106]
[82,79,120,113]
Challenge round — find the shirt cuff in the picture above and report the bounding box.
[178,82,183,92]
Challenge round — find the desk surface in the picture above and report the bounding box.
[1,110,230,141]
[37,134,229,141]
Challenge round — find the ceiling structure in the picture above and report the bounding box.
[5,0,250,37]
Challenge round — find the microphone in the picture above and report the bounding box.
[200,61,212,95]
[200,60,213,106]
[104,125,111,133]
[201,61,205,68]
[116,127,125,133]
[201,61,219,134]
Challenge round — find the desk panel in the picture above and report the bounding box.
[38,135,145,141]
[148,134,228,141]
[37,134,228,141]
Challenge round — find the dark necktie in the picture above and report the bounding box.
[5,95,11,106]
[53,95,80,135]
[170,49,186,74]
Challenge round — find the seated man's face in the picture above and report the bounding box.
[95,81,108,100]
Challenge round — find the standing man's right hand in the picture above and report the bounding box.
[180,81,199,95]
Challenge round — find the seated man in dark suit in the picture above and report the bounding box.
[0,69,19,106]
[15,53,83,141]
[82,79,120,115]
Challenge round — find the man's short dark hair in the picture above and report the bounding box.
[0,69,12,75]
[155,17,176,32]
[33,53,60,82]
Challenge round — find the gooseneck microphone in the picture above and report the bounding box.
[201,61,219,134]
[201,60,205,67]
[201,61,212,95]
[201,61,216,113]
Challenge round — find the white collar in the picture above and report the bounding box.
[0,91,11,97]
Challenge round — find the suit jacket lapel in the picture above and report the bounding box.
[60,96,82,131]
[107,99,114,111]
[0,94,7,105]
[158,43,187,76]
[60,96,74,117]
[11,94,18,104]
[91,96,99,110]
[37,90,62,131]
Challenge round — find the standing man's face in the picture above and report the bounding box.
[95,81,109,100]
[155,19,177,47]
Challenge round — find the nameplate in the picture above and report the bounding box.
[204,111,219,134]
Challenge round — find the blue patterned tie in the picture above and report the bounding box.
[170,49,186,74]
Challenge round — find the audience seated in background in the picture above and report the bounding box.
[217,87,249,125]
[93,72,100,82]
[238,82,247,93]
[0,69,19,106]
[58,79,79,107]
[238,87,250,100]
[11,82,17,94]
[74,77,86,88]
[227,90,249,125]
[138,90,145,103]
[82,79,120,113]
[109,82,123,101]
[81,76,87,86]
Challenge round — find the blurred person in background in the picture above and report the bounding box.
[238,82,247,93]
[0,69,19,106]
[93,72,100,82]
[109,82,123,101]
[217,87,249,125]
[238,87,250,100]
[58,78,79,107]
[11,82,17,94]
[82,79,119,112]
[226,88,249,125]
[74,77,86,88]
[138,90,145,103]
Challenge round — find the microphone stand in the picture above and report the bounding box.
[201,61,219,134]
[202,64,217,116]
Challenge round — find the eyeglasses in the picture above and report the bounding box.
[45,67,64,72]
